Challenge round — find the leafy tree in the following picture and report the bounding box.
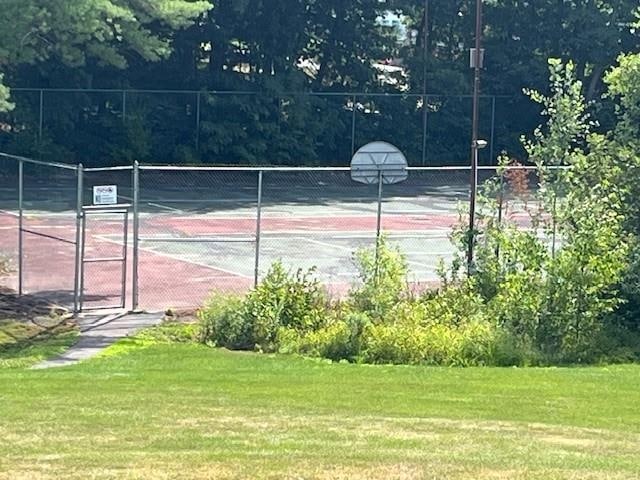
[0,0,211,110]
[603,51,640,338]
[447,60,628,362]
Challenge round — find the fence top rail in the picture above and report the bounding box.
[0,152,78,171]
[138,164,569,173]
[84,165,134,172]
[477,165,571,171]
[9,87,515,99]
[138,165,353,172]
[134,164,573,173]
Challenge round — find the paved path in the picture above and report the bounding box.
[33,311,163,369]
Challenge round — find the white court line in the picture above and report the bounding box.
[148,202,182,212]
[133,230,450,240]
[95,234,252,279]
[331,231,450,239]
[191,275,245,282]
[120,194,183,213]
[302,237,440,270]
[0,209,19,218]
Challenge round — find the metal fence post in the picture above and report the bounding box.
[38,89,44,146]
[489,95,496,163]
[374,170,383,281]
[254,170,263,288]
[132,161,140,311]
[73,164,84,313]
[18,160,24,296]
[422,94,428,165]
[195,91,201,152]
[122,90,127,123]
[351,95,357,156]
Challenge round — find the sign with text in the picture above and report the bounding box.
[93,185,118,205]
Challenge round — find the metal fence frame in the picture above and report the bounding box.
[1,151,557,313]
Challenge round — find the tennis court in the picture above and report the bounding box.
[0,155,537,311]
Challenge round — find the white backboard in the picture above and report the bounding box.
[350,141,408,185]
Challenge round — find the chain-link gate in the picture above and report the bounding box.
[79,204,130,311]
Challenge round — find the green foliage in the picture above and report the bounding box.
[277,312,369,362]
[605,53,640,141]
[447,60,630,363]
[0,75,12,112]
[192,57,640,367]
[244,262,328,351]
[2,0,639,162]
[198,295,253,350]
[199,262,329,352]
[357,282,515,366]
[349,236,409,320]
[0,1,211,111]
[360,318,501,367]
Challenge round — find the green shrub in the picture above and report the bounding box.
[349,236,410,320]
[277,312,370,361]
[244,261,329,351]
[360,318,502,367]
[198,295,254,350]
[419,282,486,327]
[199,262,329,352]
[360,322,427,365]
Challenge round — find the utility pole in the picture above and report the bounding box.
[467,0,483,273]
[421,0,429,165]
[422,0,429,95]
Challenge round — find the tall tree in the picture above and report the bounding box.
[0,0,211,110]
[483,0,638,99]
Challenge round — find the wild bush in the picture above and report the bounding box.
[277,312,369,362]
[199,262,329,352]
[349,236,410,320]
[198,295,253,350]
[244,261,329,351]
[360,318,502,367]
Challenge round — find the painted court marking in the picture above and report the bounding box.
[95,234,252,279]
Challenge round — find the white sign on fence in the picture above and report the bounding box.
[93,185,118,205]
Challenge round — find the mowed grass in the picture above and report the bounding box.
[0,338,639,480]
[0,319,78,369]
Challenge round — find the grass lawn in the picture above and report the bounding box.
[0,336,639,479]
[0,319,78,369]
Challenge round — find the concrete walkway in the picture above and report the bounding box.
[33,311,164,369]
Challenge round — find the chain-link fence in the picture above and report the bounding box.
[21,160,80,306]
[0,89,529,167]
[0,154,19,292]
[0,152,557,312]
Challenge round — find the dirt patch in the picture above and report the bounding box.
[0,287,76,353]
[0,286,70,324]
[162,307,199,323]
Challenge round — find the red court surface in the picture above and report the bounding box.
[149,213,459,235]
[0,207,532,311]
